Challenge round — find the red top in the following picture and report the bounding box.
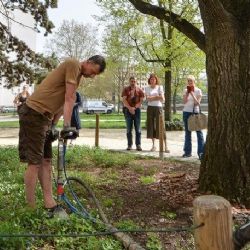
[122,86,144,107]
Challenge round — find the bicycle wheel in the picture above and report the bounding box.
[63,177,101,221]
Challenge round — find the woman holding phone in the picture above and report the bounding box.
[182,75,204,159]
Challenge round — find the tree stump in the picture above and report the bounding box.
[193,195,233,250]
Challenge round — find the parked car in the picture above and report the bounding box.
[1,106,17,113]
[82,100,113,114]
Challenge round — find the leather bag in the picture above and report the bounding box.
[188,105,207,131]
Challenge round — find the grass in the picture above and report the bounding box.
[0,112,182,129]
[139,175,156,185]
[0,146,139,250]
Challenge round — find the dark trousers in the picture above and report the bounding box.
[124,108,141,146]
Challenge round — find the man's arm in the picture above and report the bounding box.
[122,96,135,114]
[135,96,144,108]
[52,108,63,125]
[63,83,77,127]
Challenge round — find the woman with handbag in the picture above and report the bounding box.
[182,75,204,159]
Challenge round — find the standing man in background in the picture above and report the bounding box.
[18,55,106,217]
[122,76,144,151]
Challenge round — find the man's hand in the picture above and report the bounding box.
[129,107,136,115]
[46,124,59,142]
[61,126,79,140]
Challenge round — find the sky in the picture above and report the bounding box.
[36,0,103,53]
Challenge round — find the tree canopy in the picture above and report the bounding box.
[0,0,58,87]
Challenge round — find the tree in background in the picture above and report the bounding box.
[97,0,205,120]
[44,19,99,61]
[127,0,250,205]
[0,0,58,88]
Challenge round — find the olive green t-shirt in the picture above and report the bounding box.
[27,58,82,116]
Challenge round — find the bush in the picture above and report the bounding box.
[165,119,184,131]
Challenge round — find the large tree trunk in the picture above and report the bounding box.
[198,2,250,205]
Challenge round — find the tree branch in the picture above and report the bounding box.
[129,33,165,63]
[128,0,206,52]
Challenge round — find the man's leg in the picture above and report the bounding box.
[38,159,57,208]
[24,164,39,208]
[39,158,68,219]
[125,111,133,147]
[134,108,141,147]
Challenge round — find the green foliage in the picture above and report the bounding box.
[115,219,139,230]
[64,146,136,169]
[165,120,184,131]
[0,146,123,249]
[161,211,177,220]
[139,175,155,185]
[146,233,163,250]
[0,1,58,87]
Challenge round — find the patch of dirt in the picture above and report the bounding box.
[85,159,201,249]
[83,159,248,249]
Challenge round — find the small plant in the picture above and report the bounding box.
[103,198,114,208]
[165,120,184,131]
[139,175,155,185]
[161,210,177,220]
[146,233,163,250]
[116,219,139,230]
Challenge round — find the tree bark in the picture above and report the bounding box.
[173,86,177,114]
[164,62,172,121]
[198,1,250,205]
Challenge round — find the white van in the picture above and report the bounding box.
[82,100,113,114]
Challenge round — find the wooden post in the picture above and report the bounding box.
[159,114,164,159]
[95,114,99,147]
[193,195,233,250]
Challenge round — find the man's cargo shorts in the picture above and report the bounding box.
[18,103,53,165]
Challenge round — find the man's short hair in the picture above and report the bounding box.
[87,55,106,73]
[129,76,136,81]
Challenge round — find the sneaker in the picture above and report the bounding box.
[198,153,203,160]
[127,146,132,150]
[150,146,156,152]
[182,154,192,158]
[46,205,68,219]
[165,148,170,153]
[136,145,142,151]
[233,221,250,250]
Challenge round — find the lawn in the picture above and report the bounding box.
[0,112,182,129]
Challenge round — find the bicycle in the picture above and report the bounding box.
[52,128,102,222]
